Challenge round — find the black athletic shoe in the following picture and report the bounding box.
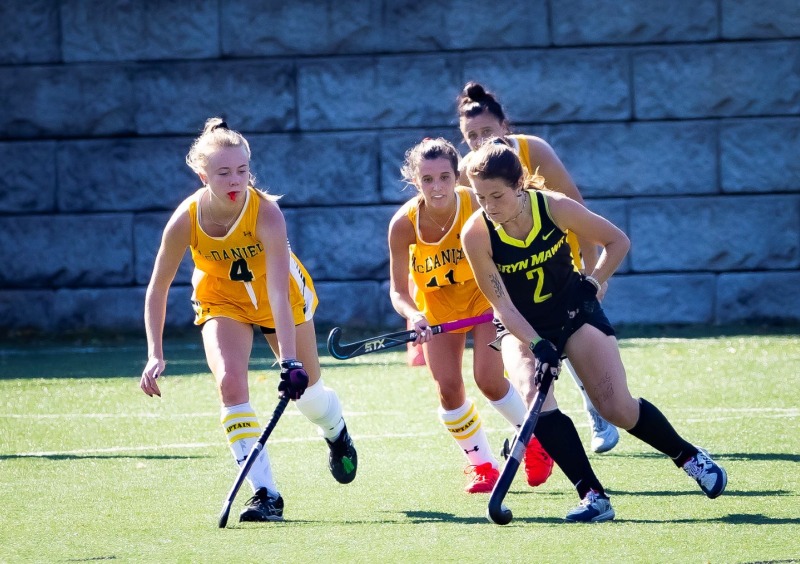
[239,488,284,522]
[325,424,358,484]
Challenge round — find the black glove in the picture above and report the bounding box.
[574,275,600,314]
[529,338,560,388]
[278,359,309,400]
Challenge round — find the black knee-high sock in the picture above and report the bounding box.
[534,409,605,499]
[627,398,698,466]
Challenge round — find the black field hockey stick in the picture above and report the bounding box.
[218,394,290,528]
[326,313,494,360]
[487,311,577,525]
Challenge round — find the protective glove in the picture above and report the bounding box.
[574,274,600,314]
[278,359,309,400]
[529,338,560,388]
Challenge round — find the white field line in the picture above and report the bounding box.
[6,407,798,459]
[1,406,796,420]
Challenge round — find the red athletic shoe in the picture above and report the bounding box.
[524,437,554,487]
[464,462,500,493]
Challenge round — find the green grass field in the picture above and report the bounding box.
[1,331,799,563]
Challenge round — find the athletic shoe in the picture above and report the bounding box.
[239,488,284,522]
[464,462,500,493]
[588,407,620,454]
[326,424,358,484]
[682,447,727,499]
[565,489,615,523]
[524,437,554,487]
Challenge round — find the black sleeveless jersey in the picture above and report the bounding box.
[484,190,580,335]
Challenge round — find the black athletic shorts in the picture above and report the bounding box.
[490,298,615,352]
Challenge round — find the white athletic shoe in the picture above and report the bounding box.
[565,489,615,523]
[682,447,727,499]
[588,407,619,453]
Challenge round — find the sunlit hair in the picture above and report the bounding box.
[465,137,546,191]
[456,81,508,124]
[399,137,461,189]
[185,117,253,177]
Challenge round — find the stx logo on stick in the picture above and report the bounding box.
[363,339,386,352]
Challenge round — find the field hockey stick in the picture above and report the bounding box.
[218,394,290,528]
[486,311,577,525]
[326,312,494,360]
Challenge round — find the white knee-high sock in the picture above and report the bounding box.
[489,379,527,430]
[294,379,345,440]
[564,359,595,411]
[439,399,497,467]
[220,402,277,495]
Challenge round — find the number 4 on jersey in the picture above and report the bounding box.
[229,258,254,282]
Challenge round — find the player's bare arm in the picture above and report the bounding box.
[545,192,630,285]
[258,197,297,361]
[461,213,539,346]
[530,136,600,272]
[141,203,192,397]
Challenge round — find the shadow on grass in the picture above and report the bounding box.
[600,489,792,497]
[0,453,209,461]
[229,506,800,527]
[600,451,800,463]
[270,511,800,527]
[614,513,800,525]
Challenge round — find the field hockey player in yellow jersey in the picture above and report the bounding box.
[388,138,554,494]
[456,81,620,454]
[140,118,357,523]
[462,139,727,522]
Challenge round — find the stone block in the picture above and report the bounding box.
[297,55,461,130]
[134,213,195,286]
[547,121,717,197]
[722,0,800,39]
[381,0,549,51]
[61,0,219,62]
[222,0,381,56]
[0,65,137,139]
[717,271,800,323]
[552,0,716,45]
[134,61,296,135]
[248,132,382,205]
[463,49,630,122]
[52,284,194,332]
[379,279,402,329]
[283,206,397,280]
[0,289,54,333]
[628,195,800,271]
[584,198,631,273]
[721,118,800,193]
[634,42,800,119]
[601,274,716,325]
[0,141,57,212]
[57,137,196,212]
[0,214,134,288]
[222,0,547,56]
[0,0,60,64]
[313,280,385,331]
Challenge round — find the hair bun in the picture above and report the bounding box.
[464,82,487,101]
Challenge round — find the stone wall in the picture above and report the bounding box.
[1,0,799,336]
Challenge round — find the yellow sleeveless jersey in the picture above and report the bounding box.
[188,186,317,328]
[508,134,582,270]
[406,186,491,329]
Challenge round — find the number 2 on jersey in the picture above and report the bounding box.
[525,267,552,303]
